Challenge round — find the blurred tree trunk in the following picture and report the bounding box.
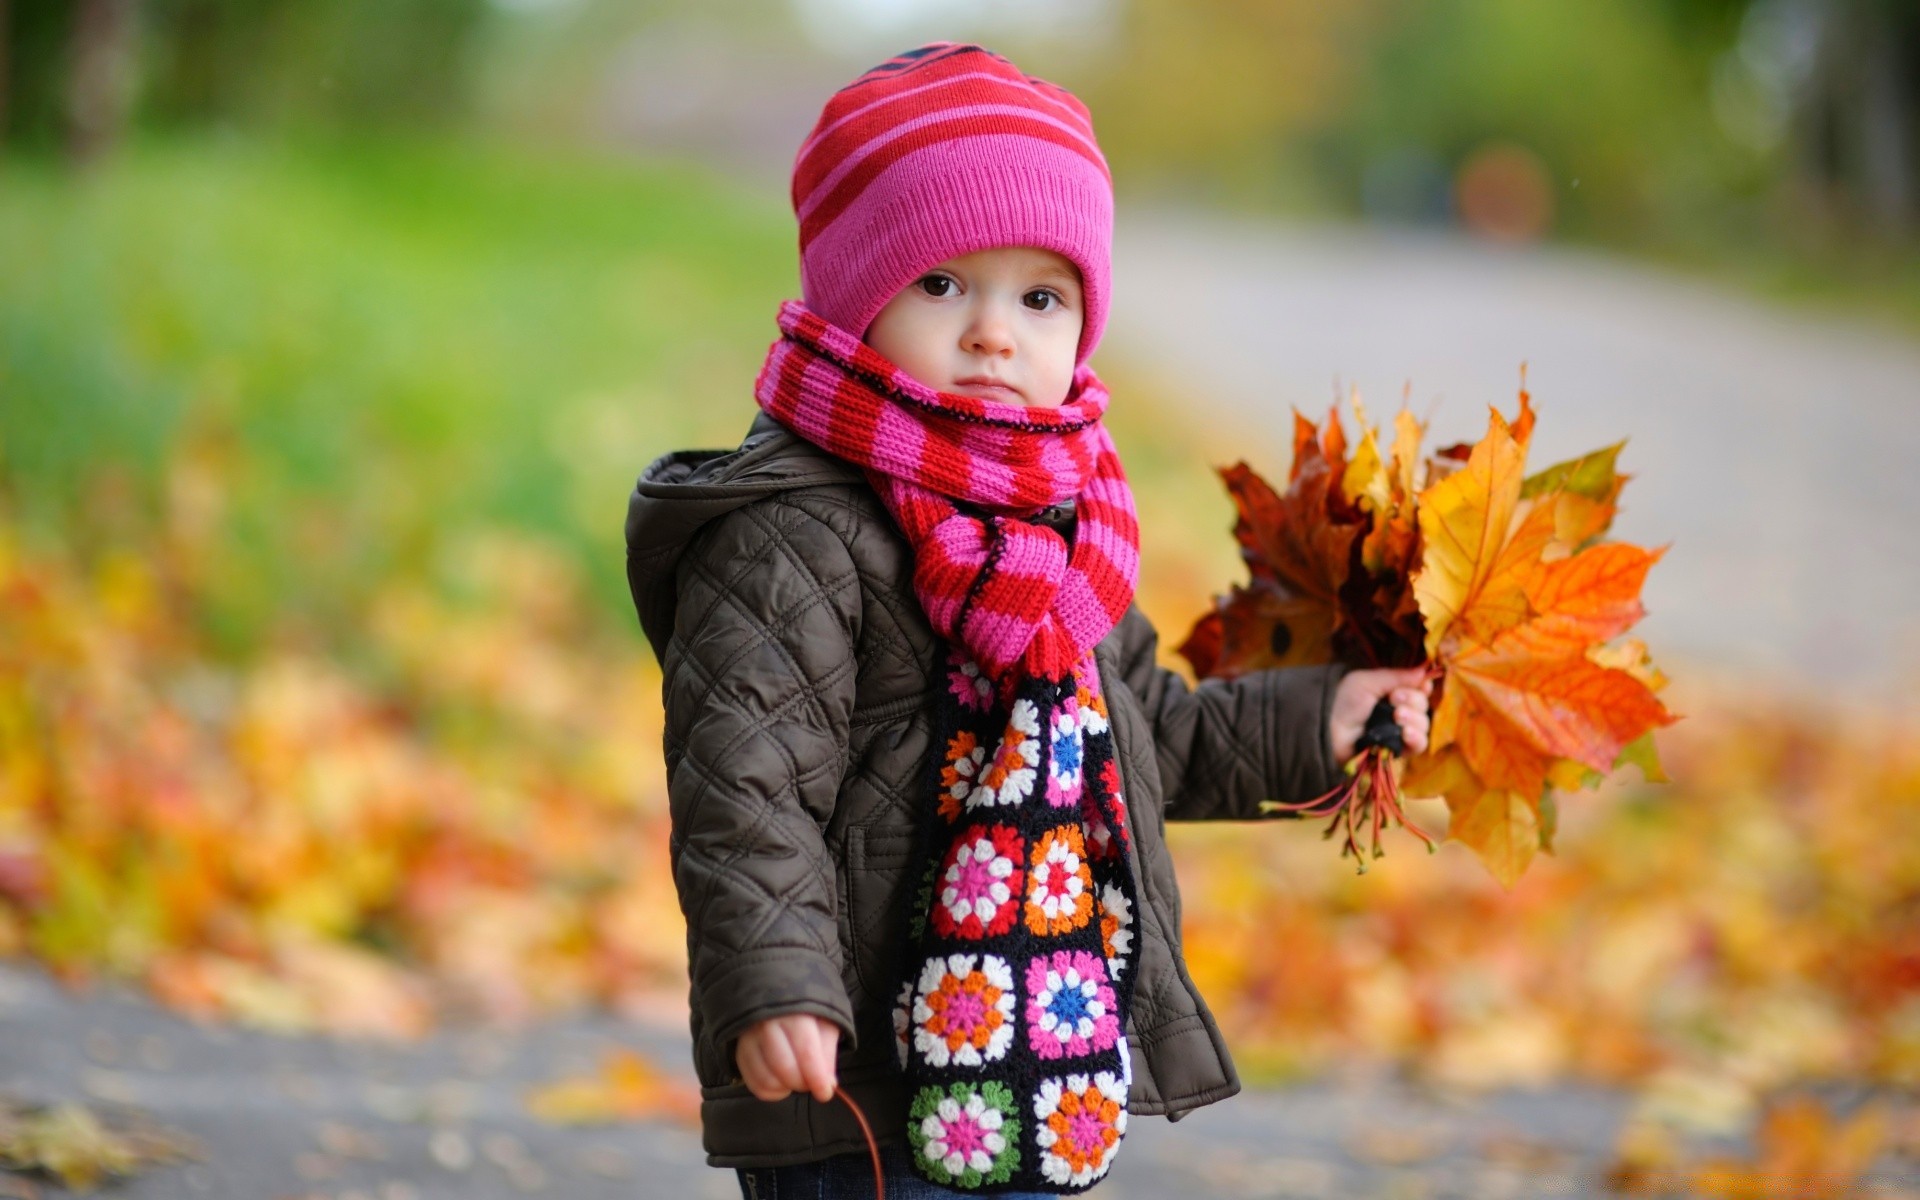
[0,0,10,149]
[66,0,138,166]
[1794,0,1917,240]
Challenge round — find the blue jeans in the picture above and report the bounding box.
[734,1138,1062,1199]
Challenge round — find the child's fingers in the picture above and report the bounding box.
[1400,716,1429,753]
[736,1035,786,1103]
[759,1022,807,1097]
[797,1020,840,1103]
[1395,703,1429,753]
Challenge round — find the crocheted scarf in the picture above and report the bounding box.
[755,299,1144,1193]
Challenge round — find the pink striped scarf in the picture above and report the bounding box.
[753,299,1140,689]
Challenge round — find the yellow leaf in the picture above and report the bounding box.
[1460,493,1561,644]
[1412,404,1529,658]
[1545,757,1605,793]
[1400,744,1475,801]
[1446,787,1538,887]
[1590,637,1670,694]
[1341,393,1392,516]
[1612,730,1669,784]
[1390,407,1425,500]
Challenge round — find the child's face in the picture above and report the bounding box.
[863,246,1084,408]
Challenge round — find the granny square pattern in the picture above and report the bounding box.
[892,645,1140,1193]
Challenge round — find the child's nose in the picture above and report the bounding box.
[963,304,1017,356]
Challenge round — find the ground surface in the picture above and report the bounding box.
[4,961,1915,1199]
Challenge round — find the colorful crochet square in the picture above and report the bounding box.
[912,952,1017,1068]
[1073,678,1110,736]
[940,730,987,822]
[1033,1072,1127,1188]
[1096,882,1133,976]
[1079,789,1117,860]
[909,1080,1022,1188]
[969,699,1041,810]
[1085,759,1130,856]
[1024,948,1121,1060]
[1025,824,1093,936]
[947,649,995,712]
[1044,702,1086,808]
[933,824,1024,940]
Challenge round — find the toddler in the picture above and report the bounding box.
[624,42,1431,1198]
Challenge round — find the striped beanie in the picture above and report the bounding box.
[792,43,1115,368]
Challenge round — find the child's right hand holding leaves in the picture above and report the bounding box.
[735,1013,840,1103]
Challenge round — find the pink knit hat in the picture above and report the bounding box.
[791,43,1115,368]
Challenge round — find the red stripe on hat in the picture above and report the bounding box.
[795,71,1094,201]
[799,113,1107,248]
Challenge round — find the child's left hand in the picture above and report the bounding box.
[1329,667,1434,762]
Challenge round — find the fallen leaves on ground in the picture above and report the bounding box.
[0,460,686,1039]
[1605,1092,1896,1198]
[0,1096,200,1193]
[524,1047,699,1127]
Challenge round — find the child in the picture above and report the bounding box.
[624,43,1432,1197]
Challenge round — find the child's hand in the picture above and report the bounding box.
[735,1013,840,1103]
[1329,667,1434,762]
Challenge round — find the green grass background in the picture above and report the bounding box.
[2,138,811,652]
[0,135,1256,668]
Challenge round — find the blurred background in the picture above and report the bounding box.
[2,1,1918,1197]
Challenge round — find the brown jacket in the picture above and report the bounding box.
[624,411,1351,1168]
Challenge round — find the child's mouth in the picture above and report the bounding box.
[955,380,1023,402]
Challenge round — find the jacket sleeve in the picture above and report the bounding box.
[659,494,861,1061]
[1112,603,1353,822]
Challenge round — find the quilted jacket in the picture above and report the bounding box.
[623,410,1352,1169]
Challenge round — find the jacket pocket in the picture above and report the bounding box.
[841,823,920,1015]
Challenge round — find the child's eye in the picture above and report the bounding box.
[1023,288,1062,312]
[917,275,955,298]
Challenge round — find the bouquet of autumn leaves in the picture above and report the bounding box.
[1178,382,1678,886]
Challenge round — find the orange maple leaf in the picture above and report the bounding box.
[1410,392,1534,657]
[1188,375,1677,884]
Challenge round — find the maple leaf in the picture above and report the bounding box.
[1410,391,1533,656]
[1186,375,1678,885]
[1523,439,1629,553]
[1417,435,1676,811]
[1438,632,1675,814]
[1245,416,1361,609]
[1352,406,1426,579]
[1175,410,1363,678]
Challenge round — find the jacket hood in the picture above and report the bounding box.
[625,411,865,661]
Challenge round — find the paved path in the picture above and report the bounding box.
[1109,213,1920,700]
[0,961,1663,1199]
[6,961,1917,1199]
